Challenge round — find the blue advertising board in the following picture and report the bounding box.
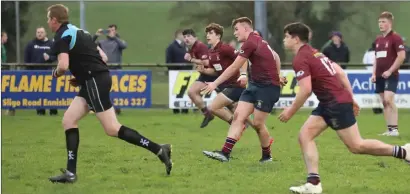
[1,70,151,109]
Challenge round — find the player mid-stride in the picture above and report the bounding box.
[202,17,286,163]
[371,12,406,136]
[279,22,409,194]
[182,29,218,128]
[46,4,172,183]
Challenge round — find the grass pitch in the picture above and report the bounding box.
[2,109,410,194]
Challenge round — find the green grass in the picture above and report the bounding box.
[2,109,410,194]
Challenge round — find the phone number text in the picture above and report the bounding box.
[112,98,147,107]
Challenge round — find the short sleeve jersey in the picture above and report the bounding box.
[51,23,108,83]
[374,31,405,78]
[238,32,280,86]
[293,44,352,105]
[188,40,210,68]
[208,41,240,87]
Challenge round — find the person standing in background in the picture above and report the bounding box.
[24,27,58,116]
[322,31,350,69]
[94,24,127,115]
[166,29,189,114]
[2,31,15,116]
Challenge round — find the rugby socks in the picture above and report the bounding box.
[201,107,212,117]
[307,173,320,185]
[65,128,79,174]
[221,137,237,156]
[393,146,407,159]
[262,146,271,157]
[387,125,398,132]
[117,125,162,155]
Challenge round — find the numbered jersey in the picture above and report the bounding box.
[374,31,405,78]
[208,42,240,87]
[239,32,280,86]
[293,44,352,105]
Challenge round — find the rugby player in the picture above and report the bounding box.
[202,17,284,162]
[204,23,248,126]
[46,4,172,183]
[371,12,406,136]
[182,29,218,128]
[279,22,410,194]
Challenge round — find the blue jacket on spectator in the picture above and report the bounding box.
[24,38,56,63]
[166,40,186,64]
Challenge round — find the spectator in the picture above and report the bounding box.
[362,41,376,69]
[166,29,189,114]
[1,31,7,64]
[362,41,383,114]
[94,24,127,115]
[2,31,15,116]
[323,31,350,69]
[402,37,410,67]
[24,27,58,116]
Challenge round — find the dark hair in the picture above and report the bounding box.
[283,22,311,43]
[108,24,117,30]
[47,4,69,23]
[205,23,224,38]
[231,17,253,28]
[182,29,196,37]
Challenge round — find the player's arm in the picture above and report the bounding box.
[273,51,281,74]
[333,62,353,97]
[52,36,71,77]
[191,44,210,67]
[97,46,108,63]
[213,56,247,86]
[387,36,406,72]
[288,76,312,115]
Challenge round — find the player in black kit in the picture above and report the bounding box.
[47,4,172,183]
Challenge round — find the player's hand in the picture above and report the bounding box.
[280,76,288,87]
[201,82,217,95]
[52,68,63,78]
[69,77,79,87]
[196,64,205,73]
[43,53,50,61]
[353,101,360,117]
[237,74,247,88]
[370,74,376,83]
[184,53,192,62]
[95,28,103,36]
[278,107,293,123]
[382,70,392,79]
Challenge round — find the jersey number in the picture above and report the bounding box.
[320,57,336,75]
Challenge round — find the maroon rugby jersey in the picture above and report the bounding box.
[293,44,352,105]
[238,32,280,86]
[208,41,240,87]
[188,40,210,68]
[374,31,405,78]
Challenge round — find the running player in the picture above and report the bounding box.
[201,17,284,162]
[279,22,409,194]
[46,4,172,183]
[371,12,406,136]
[204,23,248,126]
[182,29,218,128]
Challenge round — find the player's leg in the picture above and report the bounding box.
[380,76,399,136]
[202,88,254,162]
[207,87,245,126]
[289,114,328,194]
[207,93,234,125]
[89,74,173,175]
[188,77,214,127]
[49,96,89,183]
[252,84,280,162]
